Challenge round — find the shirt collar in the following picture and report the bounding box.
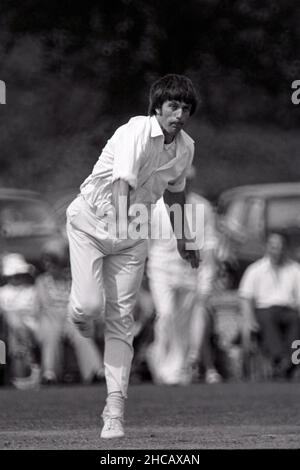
[150,115,164,138]
[149,114,184,147]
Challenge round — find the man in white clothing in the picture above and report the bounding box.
[147,170,221,385]
[66,74,200,438]
[239,232,300,379]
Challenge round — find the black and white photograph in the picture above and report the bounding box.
[0,0,300,455]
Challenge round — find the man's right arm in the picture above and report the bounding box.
[110,120,146,237]
[111,119,145,191]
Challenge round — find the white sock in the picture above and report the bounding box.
[106,391,124,419]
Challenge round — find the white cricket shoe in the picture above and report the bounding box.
[101,416,125,439]
[101,404,125,439]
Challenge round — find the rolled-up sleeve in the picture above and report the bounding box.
[111,120,145,190]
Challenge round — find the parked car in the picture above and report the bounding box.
[0,188,65,270]
[46,188,79,240]
[217,182,300,285]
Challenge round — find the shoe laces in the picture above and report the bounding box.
[104,416,123,431]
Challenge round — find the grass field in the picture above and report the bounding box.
[0,382,300,450]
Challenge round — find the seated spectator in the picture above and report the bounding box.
[239,232,300,379]
[0,253,40,389]
[36,240,104,384]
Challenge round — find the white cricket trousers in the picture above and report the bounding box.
[66,195,147,398]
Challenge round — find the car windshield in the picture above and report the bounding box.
[0,199,57,237]
[267,197,300,230]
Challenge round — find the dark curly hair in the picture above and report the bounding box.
[148,74,199,116]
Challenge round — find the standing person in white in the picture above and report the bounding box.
[66,74,200,439]
[147,176,220,385]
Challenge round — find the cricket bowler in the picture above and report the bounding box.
[66,74,200,439]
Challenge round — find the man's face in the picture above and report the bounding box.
[155,100,192,140]
[266,234,287,265]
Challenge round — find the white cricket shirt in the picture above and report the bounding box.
[80,115,194,216]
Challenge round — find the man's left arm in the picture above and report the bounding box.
[163,189,200,269]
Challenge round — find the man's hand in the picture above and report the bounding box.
[177,238,201,269]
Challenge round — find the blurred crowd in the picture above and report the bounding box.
[1,178,300,390]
